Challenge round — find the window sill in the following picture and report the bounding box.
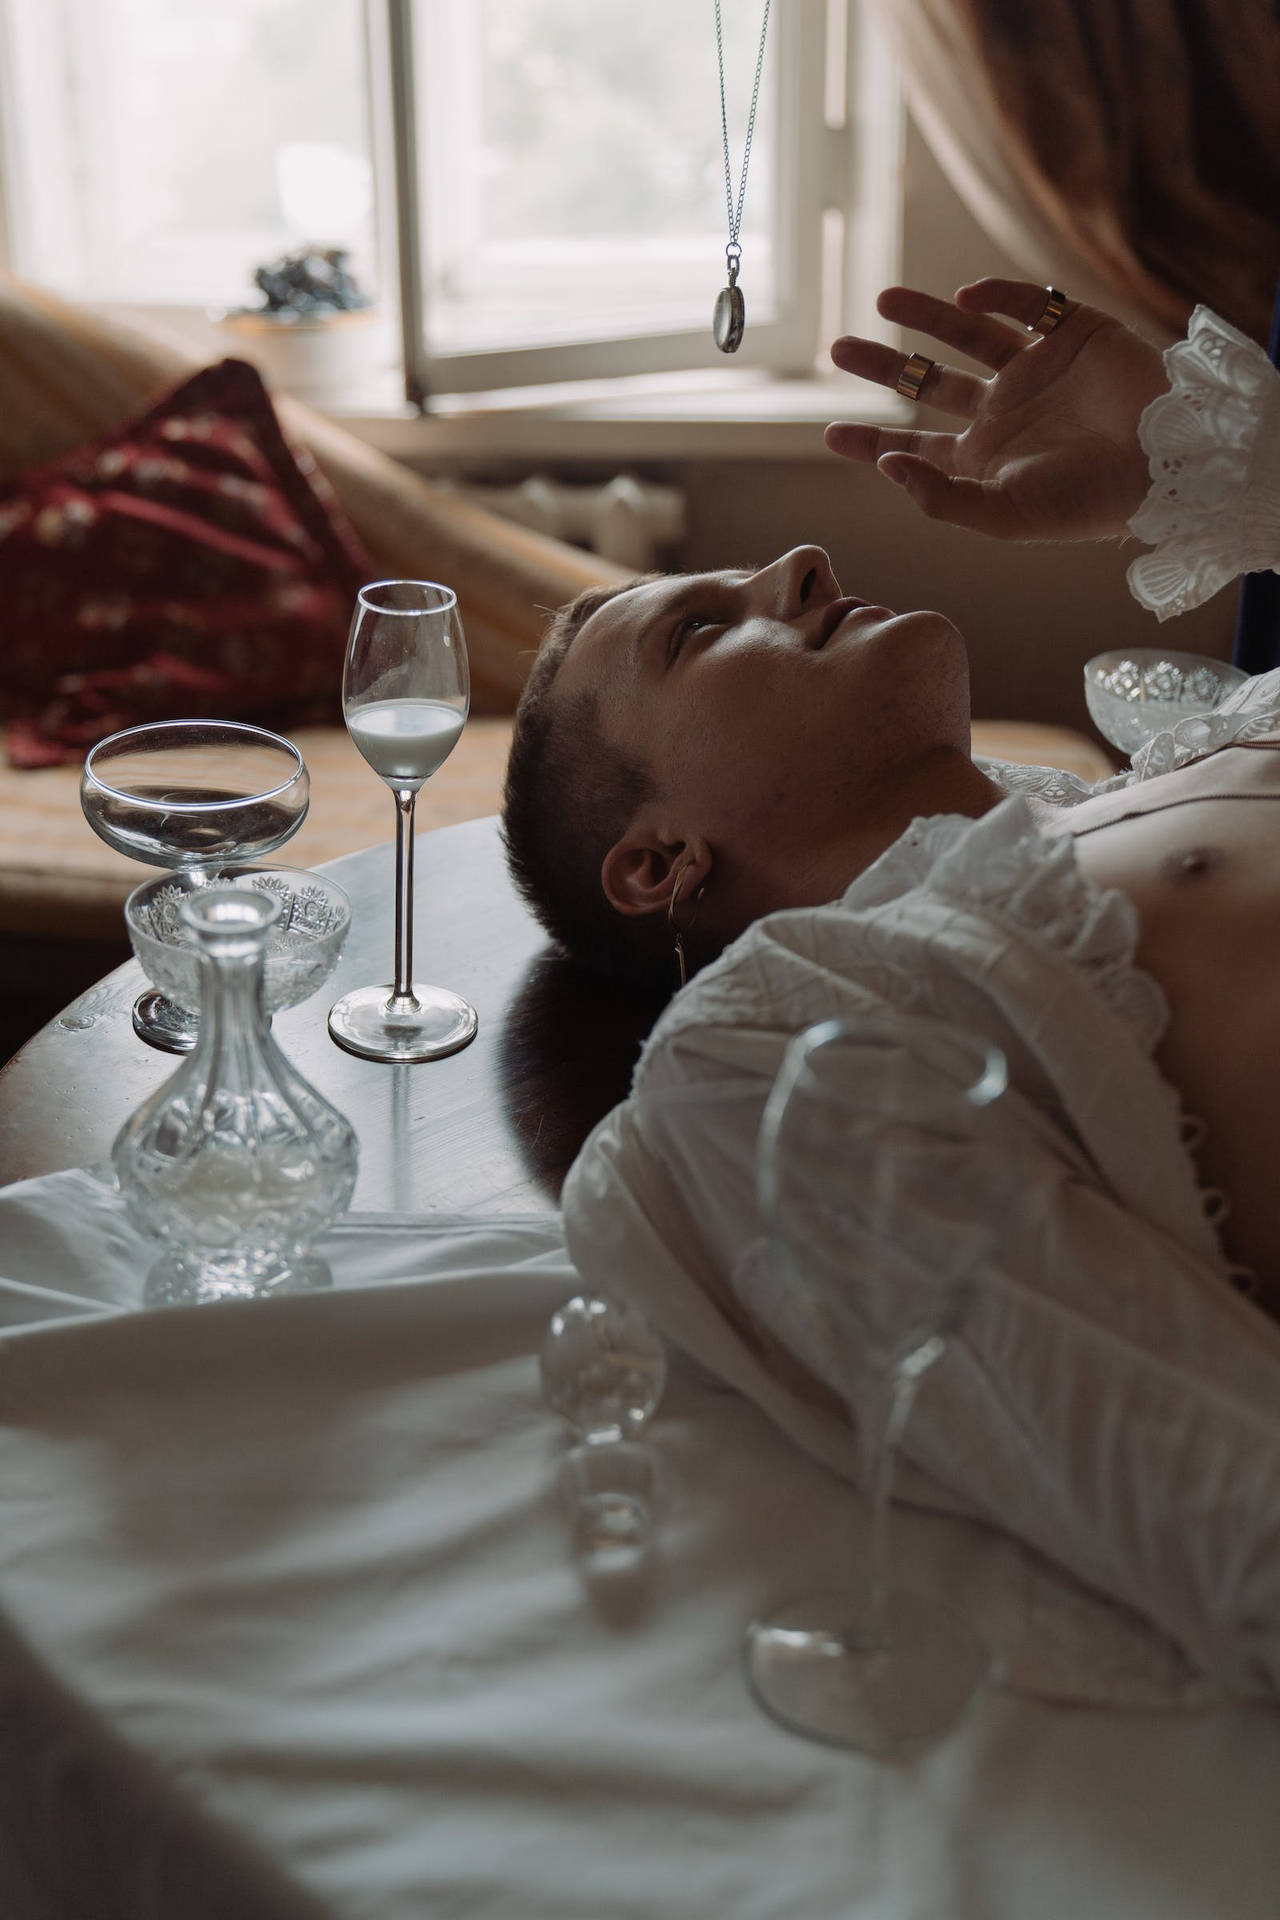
[91,300,907,465]
[319,368,908,467]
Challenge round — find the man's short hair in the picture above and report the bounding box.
[502,580,674,991]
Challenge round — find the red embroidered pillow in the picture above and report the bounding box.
[0,359,372,767]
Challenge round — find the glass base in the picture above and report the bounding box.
[132,989,199,1054]
[144,1250,333,1308]
[327,983,478,1063]
[744,1584,990,1756]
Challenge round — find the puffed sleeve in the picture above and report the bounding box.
[1126,305,1280,619]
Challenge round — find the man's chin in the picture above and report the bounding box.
[898,606,963,642]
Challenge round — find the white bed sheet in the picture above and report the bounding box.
[0,1170,1276,1919]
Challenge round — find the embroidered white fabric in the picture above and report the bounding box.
[1126,304,1280,620]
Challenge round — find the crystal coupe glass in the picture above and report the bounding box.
[1083,648,1247,756]
[81,719,311,1049]
[124,866,351,1055]
[114,887,358,1307]
[744,1013,1007,1755]
[328,580,477,1063]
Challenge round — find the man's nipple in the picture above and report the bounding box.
[1162,845,1218,884]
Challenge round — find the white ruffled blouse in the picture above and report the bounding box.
[563,318,1280,1699]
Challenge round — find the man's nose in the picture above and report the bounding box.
[752,545,839,614]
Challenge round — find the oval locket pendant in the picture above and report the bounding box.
[714,283,745,354]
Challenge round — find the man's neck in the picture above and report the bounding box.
[707,750,1005,945]
[893,747,1007,826]
[807,747,1004,900]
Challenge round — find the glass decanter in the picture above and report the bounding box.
[113,887,359,1307]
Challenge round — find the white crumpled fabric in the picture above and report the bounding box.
[10,1173,1280,1919]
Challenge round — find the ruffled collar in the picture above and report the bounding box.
[646,792,1226,1271]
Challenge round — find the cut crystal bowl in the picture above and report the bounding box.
[125,866,351,1020]
[1084,648,1248,755]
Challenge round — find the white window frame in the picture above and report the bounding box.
[0,0,904,425]
[395,0,829,397]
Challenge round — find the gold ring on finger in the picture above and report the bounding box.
[1031,287,1068,336]
[895,351,935,402]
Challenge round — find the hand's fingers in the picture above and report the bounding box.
[825,422,959,469]
[954,277,1080,335]
[873,285,1027,370]
[876,454,1031,539]
[829,335,985,417]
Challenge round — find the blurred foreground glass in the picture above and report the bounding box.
[81,719,311,1051]
[114,888,359,1306]
[541,1293,667,1565]
[328,580,477,1063]
[745,1013,1007,1754]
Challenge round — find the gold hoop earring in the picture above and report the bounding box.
[668,862,706,990]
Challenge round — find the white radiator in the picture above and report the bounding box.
[446,474,685,571]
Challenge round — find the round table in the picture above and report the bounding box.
[0,818,652,1211]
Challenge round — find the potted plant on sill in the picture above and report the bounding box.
[218,247,380,402]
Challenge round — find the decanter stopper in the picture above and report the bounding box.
[113,887,359,1307]
[539,1293,666,1445]
[541,1294,666,1565]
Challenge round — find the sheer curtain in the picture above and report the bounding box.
[872,0,1280,346]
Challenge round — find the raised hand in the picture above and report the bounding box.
[825,278,1170,543]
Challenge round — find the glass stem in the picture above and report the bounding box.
[390,786,419,1012]
[846,1365,918,1652]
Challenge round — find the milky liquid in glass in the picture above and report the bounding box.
[326,578,477,1065]
[346,699,464,787]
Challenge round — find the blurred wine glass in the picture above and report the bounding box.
[744,1012,1007,1754]
[327,579,477,1063]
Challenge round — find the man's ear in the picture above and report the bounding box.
[600,832,711,920]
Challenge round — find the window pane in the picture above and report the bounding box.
[418,0,777,355]
[5,0,376,308]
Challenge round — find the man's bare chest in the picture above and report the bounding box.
[1047,740,1280,1291]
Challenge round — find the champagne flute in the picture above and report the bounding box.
[744,1012,1007,1754]
[327,580,477,1063]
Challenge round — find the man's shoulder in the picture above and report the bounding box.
[636,787,1137,1093]
[634,799,1049,1087]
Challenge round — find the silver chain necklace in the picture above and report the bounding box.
[713,0,771,354]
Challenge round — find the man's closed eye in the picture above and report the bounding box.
[667,615,719,666]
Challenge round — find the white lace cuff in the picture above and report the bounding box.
[1126,305,1280,620]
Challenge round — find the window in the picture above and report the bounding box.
[409,0,826,391]
[0,0,898,407]
[0,0,378,307]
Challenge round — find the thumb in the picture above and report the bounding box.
[876,451,948,513]
[876,454,1020,536]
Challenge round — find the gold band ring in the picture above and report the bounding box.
[895,351,935,401]
[1031,287,1068,336]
